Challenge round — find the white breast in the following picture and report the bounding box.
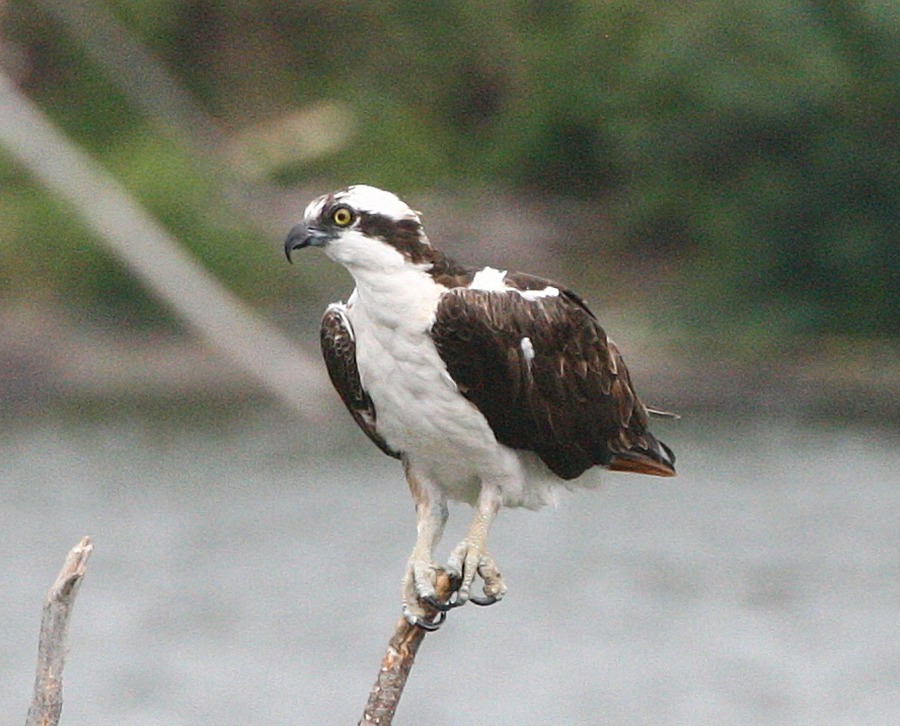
[348,292,500,495]
[340,246,567,508]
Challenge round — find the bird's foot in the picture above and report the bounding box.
[447,540,507,608]
[401,558,458,630]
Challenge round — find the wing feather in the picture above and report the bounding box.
[320,304,400,459]
[430,284,675,479]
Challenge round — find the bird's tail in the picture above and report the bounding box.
[609,433,676,477]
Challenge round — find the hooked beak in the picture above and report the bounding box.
[284,221,330,263]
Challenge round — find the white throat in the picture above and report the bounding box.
[330,231,443,331]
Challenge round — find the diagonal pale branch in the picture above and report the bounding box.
[359,571,456,726]
[26,536,94,726]
[0,69,327,418]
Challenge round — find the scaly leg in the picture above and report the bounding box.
[401,460,449,630]
[447,482,507,607]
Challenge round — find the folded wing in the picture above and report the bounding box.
[320,304,401,459]
[430,282,675,479]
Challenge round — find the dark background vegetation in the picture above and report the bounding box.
[2,0,898,366]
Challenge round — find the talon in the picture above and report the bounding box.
[446,541,508,611]
[469,594,499,607]
[414,611,446,631]
[403,557,440,608]
[422,593,464,611]
[402,603,446,631]
[421,594,449,611]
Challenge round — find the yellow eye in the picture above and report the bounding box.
[332,206,353,226]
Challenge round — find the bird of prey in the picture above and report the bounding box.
[285,185,676,630]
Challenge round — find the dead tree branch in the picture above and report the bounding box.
[359,571,456,726]
[0,69,326,418]
[25,536,93,726]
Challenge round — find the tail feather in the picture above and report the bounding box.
[609,433,676,477]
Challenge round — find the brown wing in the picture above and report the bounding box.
[430,285,674,479]
[320,305,400,459]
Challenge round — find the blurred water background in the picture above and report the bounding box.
[1,2,898,724]
[1,411,898,724]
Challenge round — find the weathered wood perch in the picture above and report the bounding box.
[359,571,456,725]
[25,536,93,726]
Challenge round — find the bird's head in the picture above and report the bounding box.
[284,185,433,271]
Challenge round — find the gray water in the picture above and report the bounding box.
[2,408,898,725]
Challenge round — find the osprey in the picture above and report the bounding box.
[285,185,675,630]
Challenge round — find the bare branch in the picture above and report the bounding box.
[359,572,456,726]
[25,537,93,726]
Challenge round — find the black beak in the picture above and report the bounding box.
[284,221,327,263]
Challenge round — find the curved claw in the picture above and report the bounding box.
[422,593,465,611]
[414,611,447,631]
[402,604,447,631]
[412,612,447,633]
[468,593,500,607]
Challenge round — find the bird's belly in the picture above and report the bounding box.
[355,326,501,476]
[351,313,569,508]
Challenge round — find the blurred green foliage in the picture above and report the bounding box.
[2,0,897,341]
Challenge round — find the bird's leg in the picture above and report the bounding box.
[447,483,507,608]
[401,461,449,630]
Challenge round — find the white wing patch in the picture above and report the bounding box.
[520,336,535,366]
[469,267,560,301]
[469,267,559,302]
[518,286,560,300]
[469,266,509,291]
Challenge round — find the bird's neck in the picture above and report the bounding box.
[348,261,446,332]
